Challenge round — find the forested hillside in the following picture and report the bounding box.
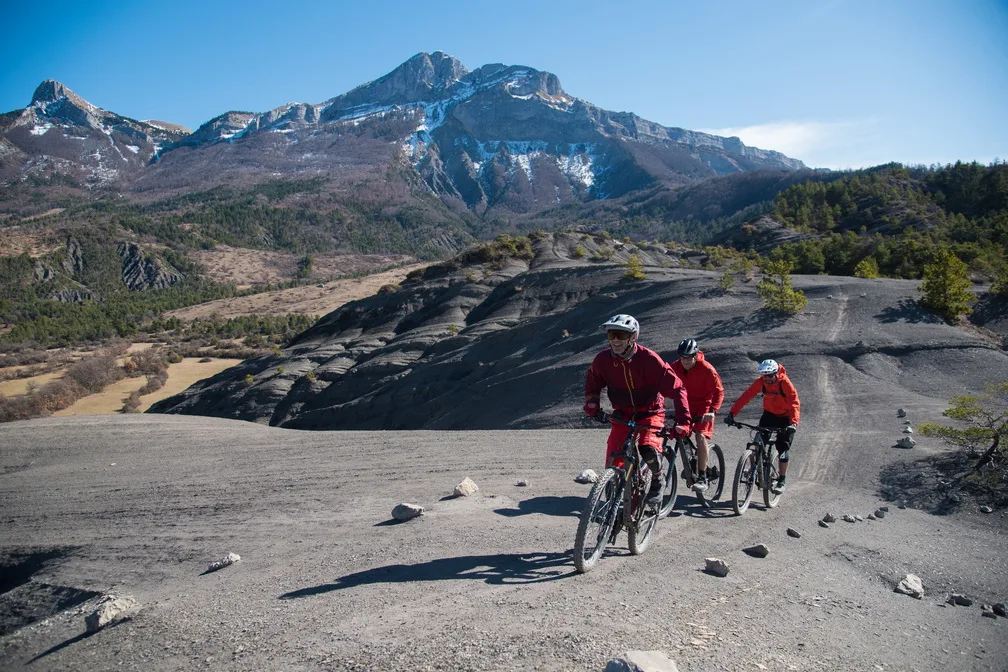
[754,162,1007,280]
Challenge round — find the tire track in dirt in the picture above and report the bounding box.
[799,294,847,484]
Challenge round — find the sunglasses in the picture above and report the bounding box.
[607,331,633,341]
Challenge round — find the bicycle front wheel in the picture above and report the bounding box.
[732,449,757,515]
[697,443,727,508]
[573,468,620,573]
[763,450,782,508]
[659,448,679,518]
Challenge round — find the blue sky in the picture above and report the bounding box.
[2,0,1005,170]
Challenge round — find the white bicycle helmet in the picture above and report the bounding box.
[601,314,640,335]
[757,359,779,375]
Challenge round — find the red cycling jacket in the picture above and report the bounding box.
[585,343,690,424]
[729,363,801,425]
[670,350,724,418]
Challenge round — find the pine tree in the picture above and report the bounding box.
[919,249,976,320]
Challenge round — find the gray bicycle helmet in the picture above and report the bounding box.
[601,314,640,335]
[757,359,779,375]
[677,338,699,356]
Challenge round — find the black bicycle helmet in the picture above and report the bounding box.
[677,338,699,356]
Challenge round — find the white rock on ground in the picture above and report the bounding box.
[205,552,241,573]
[453,477,479,497]
[895,574,925,599]
[743,543,770,558]
[896,436,916,449]
[603,649,679,672]
[704,558,729,577]
[575,469,599,484]
[392,503,424,521]
[85,595,139,633]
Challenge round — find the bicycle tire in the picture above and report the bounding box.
[628,504,657,555]
[573,468,620,573]
[696,442,727,508]
[762,449,783,508]
[658,448,678,518]
[732,449,757,515]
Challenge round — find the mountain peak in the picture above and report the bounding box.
[31,80,89,108]
[401,51,469,90]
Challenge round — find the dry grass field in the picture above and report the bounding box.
[166,262,426,320]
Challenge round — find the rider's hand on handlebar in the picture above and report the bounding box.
[584,401,599,418]
[673,424,691,438]
[701,411,715,423]
[723,413,734,426]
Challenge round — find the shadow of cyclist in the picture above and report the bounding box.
[279,551,575,599]
[493,496,584,518]
[665,496,736,519]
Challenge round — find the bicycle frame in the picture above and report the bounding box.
[604,413,663,535]
[729,420,785,511]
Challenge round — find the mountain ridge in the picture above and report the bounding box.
[2,52,805,217]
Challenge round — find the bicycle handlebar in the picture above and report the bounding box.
[728,419,784,434]
[595,411,674,437]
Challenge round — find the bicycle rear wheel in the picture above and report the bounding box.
[697,443,727,508]
[762,450,782,508]
[658,448,678,518]
[574,468,620,573]
[628,476,658,555]
[732,449,757,515]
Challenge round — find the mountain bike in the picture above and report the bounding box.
[659,429,726,513]
[727,420,785,514]
[573,413,663,573]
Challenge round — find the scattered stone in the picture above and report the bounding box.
[894,574,924,599]
[205,552,241,573]
[980,505,993,514]
[786,528,801,538]
[575,469,599,484]
[867,513,877,520]
[949,494,961,505]
[897,501,907,509]
[515,480,529,487]
[879,506,889,513]
[903,426,914,434]
[897,408,906,418]
[823,513,836,523]
[604,650,679,672]
[948,593,973,607]
[743,544,770,558]
[85,595,139,633]
[874,509,886,519]
[896,437,916,449]
[982,610,998,619]
[994,603,1007,617]
[392,503,424,521]
[453,477,479,497]
[704,558,729,577]
[854,515,864,522]
[843,514,857,523]
[818,520,830,528]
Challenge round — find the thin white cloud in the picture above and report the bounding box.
[699,119,880,169]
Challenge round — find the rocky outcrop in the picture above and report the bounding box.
[118,242,184,290]
[148,231,1008,432]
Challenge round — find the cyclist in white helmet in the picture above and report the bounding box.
[585,314,691,506]
[724,359,801,494]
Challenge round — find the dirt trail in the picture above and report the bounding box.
[0,415,1005,672]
